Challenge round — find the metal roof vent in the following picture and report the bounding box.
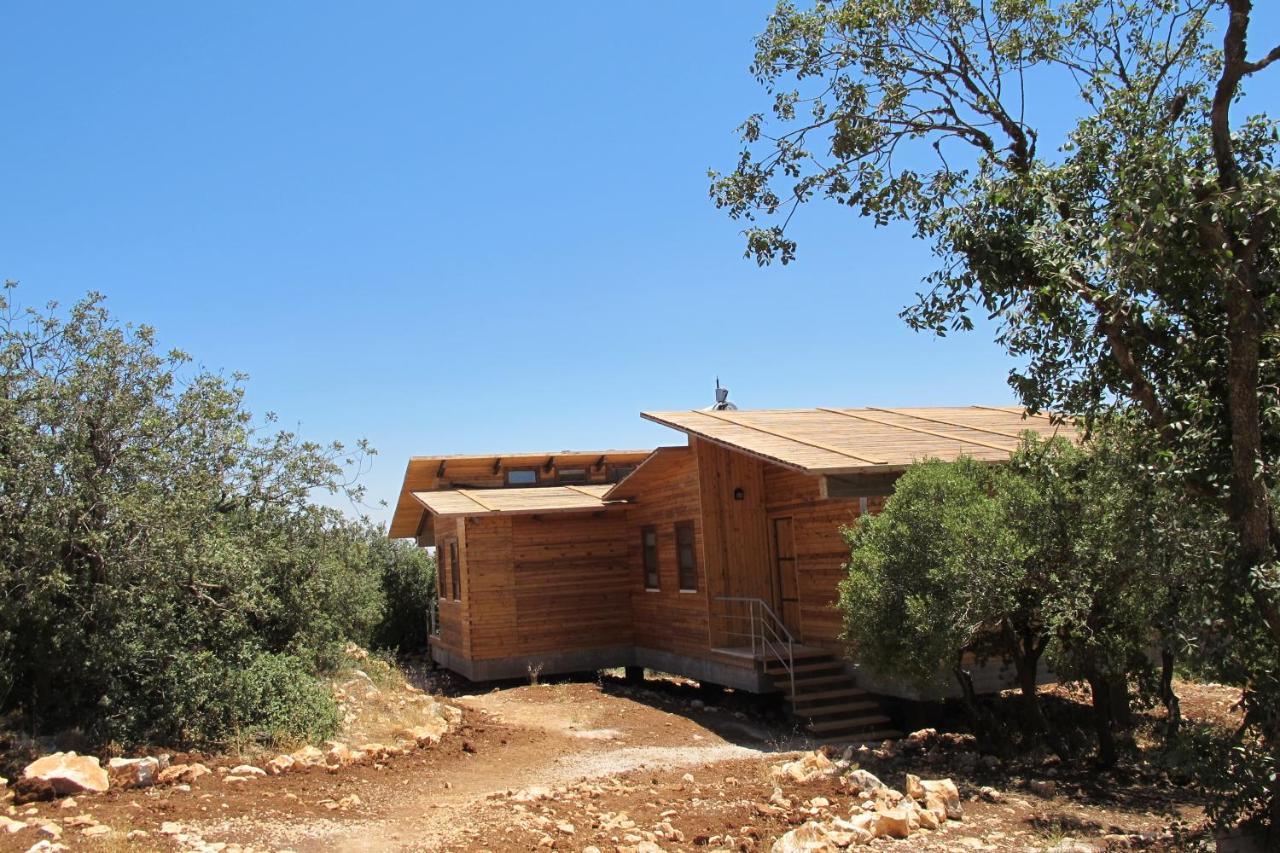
[706,377,737,411]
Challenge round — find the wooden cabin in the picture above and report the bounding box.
[388,406,1073,742]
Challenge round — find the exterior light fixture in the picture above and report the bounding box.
[733,487,745,500]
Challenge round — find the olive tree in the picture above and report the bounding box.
[716,0,1280,825]
[0,285,395,747]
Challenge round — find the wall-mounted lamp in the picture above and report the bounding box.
[733,487,745,501]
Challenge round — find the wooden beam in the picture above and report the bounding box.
[594,454,605,470]
[693,409,886,465]
[561,484,612,502]
[492,457,502,475]
[436,460,446,478]
[867,407,1026,440]
[543,455,556,473]
[816,408,1016,453]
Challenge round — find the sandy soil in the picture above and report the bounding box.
[0,676,1237,852]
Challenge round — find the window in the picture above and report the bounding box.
[438,542,451,600]
[609,465,636,483]
[676,521,697,592]
[449,540,461,601]
[556,468,588,485]
[642,526,659,590]
[506,469,538,486]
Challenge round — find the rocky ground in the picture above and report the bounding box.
[0,673,1240,852]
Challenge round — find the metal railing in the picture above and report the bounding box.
[712,596,796,700]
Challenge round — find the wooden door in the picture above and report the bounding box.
[772,516,800,639]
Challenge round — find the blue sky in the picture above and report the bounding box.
[4,2,1278,524]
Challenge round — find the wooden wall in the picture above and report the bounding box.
[432,517,469,657]
[625,447,709,660]
[507,513,630,656]
[762,463,888,650]
[447,512,631,662]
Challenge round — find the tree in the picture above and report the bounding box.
[838,456,1039,749]
[0,286,397,747]
[843,429,1209,767]
[715,0,1280,828]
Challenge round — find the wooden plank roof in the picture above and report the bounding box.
[388,449,651,537]
[640,406,1075,475]
[411,484,619,517]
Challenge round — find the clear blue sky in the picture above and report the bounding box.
[4,3,1278,523]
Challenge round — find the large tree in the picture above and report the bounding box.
[714,0,1280,828]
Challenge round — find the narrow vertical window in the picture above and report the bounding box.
[676,521,697,592]
[450,540,461,601]
[439,542,451,600]
[642,526,659,590]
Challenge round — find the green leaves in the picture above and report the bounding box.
[0,287,427,749]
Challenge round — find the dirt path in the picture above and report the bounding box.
[3,678,1228,851]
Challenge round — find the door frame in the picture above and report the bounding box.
[769,514,801,640]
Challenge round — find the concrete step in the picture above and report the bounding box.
[790,686,870,704]
[764,660,841,676]
[797,700,882,718]
[807,714,893,734]
[790,674,858,688]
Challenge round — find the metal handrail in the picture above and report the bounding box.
[713,596,796,700]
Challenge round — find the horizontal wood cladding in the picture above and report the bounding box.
[624,445,711,659]
[465,513,631,661]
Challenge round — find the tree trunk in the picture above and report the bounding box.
[1160,646,1181,740]
[953,664,1001,751]
[1085,671,1117,767]
[1109,677,1133,730]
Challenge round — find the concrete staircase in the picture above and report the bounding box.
[764,649,901,745]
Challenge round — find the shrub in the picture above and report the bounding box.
[0,287,392,749]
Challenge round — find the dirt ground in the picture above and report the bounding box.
[0,675,1237,852]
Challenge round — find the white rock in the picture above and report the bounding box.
[107,757,159,789]
[20,753,109,796]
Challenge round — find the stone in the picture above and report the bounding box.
[325,742,353,765]
[81,825,110,837]
[923,791,949,823]
[291,746,326,767]
[394,722,447,747]
[126,830,149,840]
[58,798,76,810]
[845,769,885,794]
[904,774,924,801]
[772,751,834,784]
[228,765,266,778]
[107,757,159,789]
[769,821,841,853]
[556,822,575,835]
[18,753,109,799]
[871,808,912,839]
[266,755,295,775]
[157,763,210,785]
[1,816,27,834]
[918,778,962,820]
[829,817,874,845]
[1029,779,1057,798]
[159,822,183,835]
[977,786,1002,803]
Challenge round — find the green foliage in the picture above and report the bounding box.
[0,287,425,749]
[722,0,1280,829]
[839,457,1011,690]
[369,533,438,653]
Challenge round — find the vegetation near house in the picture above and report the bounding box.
[0,286,436,749]
[717,0,1280,834]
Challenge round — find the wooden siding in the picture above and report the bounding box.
[763,463,889,650]
[625,444,709,660]
[462,513,630,661]
[432,517,468,657]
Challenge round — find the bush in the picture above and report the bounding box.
[370,533,437,654]
[0,287,403,749]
